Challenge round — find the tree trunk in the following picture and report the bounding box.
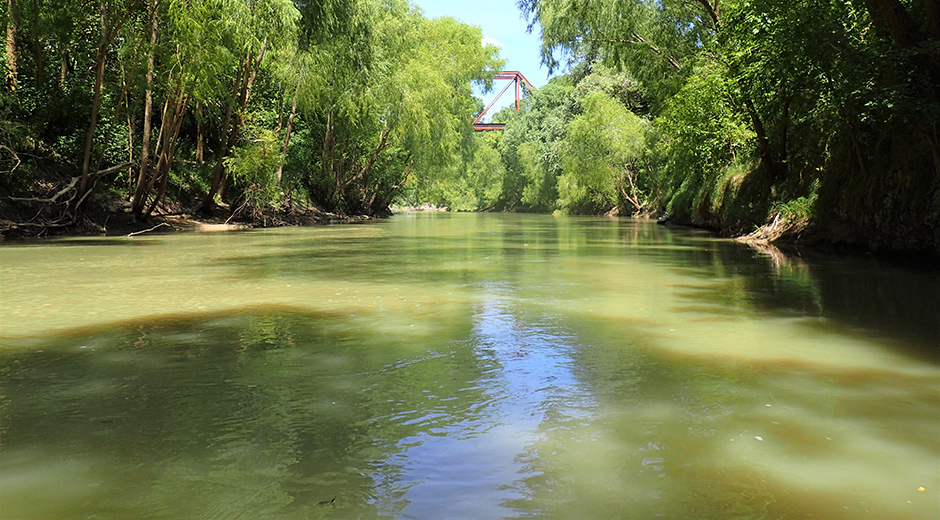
[78,45,108,199]
[131,0,159,216]
[29,0,42,85]
[696,0,721,29]
[322,103,333,176]
[195,102,204,164]
[126,110,134,192]
[335,126,392,205]
[142,97,173,204]
[201,39,267,210]
[146,94,188,215]
[779,94,793,167]
[90,57,139,191]
[276,79,301,183]
[202,60,248,210]
[75,0,142,208]
[59,39,68,87]
[743,95,782,178]
[5,0,17,90]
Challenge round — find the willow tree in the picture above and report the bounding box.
[75,0,143,205]
[199,0,300,212]
[290,0,502,214]
[558,91,648,214]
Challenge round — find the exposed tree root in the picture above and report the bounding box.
[736,212,809,245]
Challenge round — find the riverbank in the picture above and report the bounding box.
[0,191,378,241]
[3,184,937,262]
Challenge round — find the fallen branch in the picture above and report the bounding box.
[127,222,171,237]
[8,220,74,229]
[224,197,251,225]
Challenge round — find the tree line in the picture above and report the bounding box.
[416,0,939,254]
[3,0,938,253]
[1,0,502,228]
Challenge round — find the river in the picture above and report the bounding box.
[0,212,937,519]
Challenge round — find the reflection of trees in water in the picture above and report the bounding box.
[666,235,939,355]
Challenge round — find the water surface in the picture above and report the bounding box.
[1,213,937,519]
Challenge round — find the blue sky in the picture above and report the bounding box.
[410,0,552,116]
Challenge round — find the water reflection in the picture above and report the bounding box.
[0,213,937,519]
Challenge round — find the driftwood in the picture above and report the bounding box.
[126,222,170,237]
[7,176,80,204]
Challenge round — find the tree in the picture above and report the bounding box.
[558,91,649,214]
[500,79,571,211]
[517,0,940,252]
[76,0,143,206]
[291,0,502,215]
[199,0,300,212]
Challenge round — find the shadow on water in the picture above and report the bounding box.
[0,305,496,519]
[530,311,939,520]
[202,213,936,361]
[1,236,170,248]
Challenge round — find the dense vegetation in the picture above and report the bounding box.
[2,0,938,254]
[0,0,501,230]
[420,0,939,254]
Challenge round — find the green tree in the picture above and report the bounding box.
[558,91,649,214]
[291,0,502,214]
[500,79,571,211]
[519,0,940,252]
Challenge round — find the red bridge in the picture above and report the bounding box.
[471,71,534,131]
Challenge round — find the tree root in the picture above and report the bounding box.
[3,162,133,236]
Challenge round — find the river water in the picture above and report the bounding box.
[0,213,937,519]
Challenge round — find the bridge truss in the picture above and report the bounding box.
[471,71,534,132]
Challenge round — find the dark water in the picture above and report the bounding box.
[0,213,937,519]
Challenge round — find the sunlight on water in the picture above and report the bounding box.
[0,213,937,519]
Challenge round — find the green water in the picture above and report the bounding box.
[0,213,937,519]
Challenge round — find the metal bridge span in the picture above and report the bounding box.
[471,71,534,132]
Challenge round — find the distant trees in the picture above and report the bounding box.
[421,63,656,216]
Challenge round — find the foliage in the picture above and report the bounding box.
[653,63,755,222]
[3,0,938,253]
[558,91,648,214]
[0,0,504,224]
[485,64,657,215]
[518,0,940,252]
[499,79,573,211]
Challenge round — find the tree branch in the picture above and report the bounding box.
[588,34,683,69]
[0,144,20,173]
[696,0,721,29]
[342,125,393,191]
[7,176,79,204]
